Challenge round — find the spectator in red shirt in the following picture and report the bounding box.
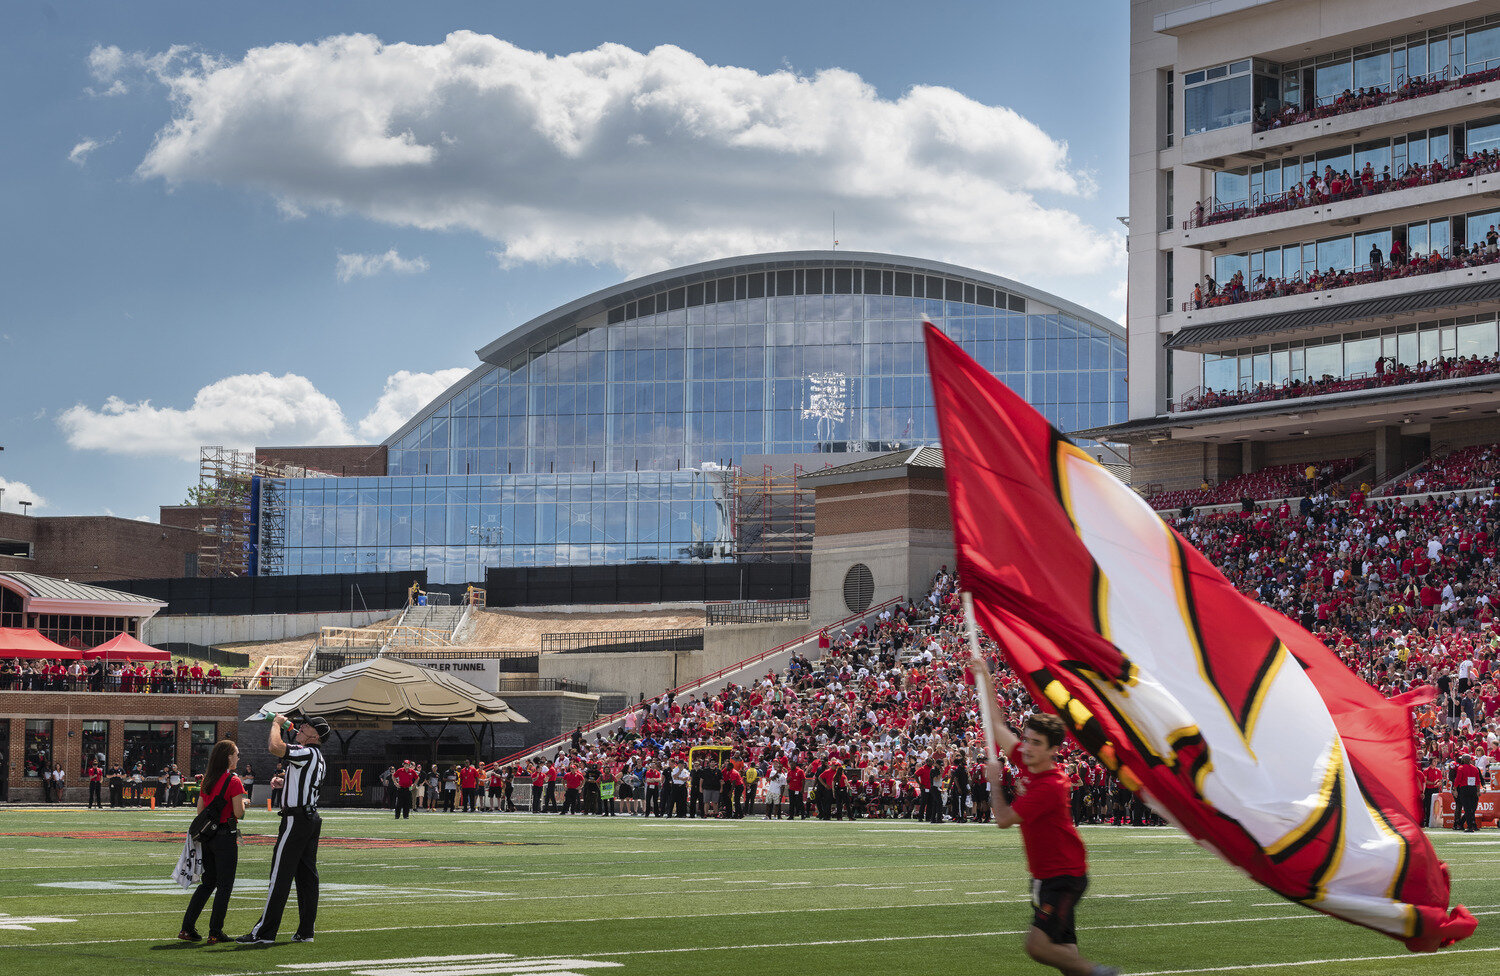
[561,765,584,815]
[991,713,1118,976]
[392,761,418,819]
[459,762,480,812]
[1453,754,1483,832]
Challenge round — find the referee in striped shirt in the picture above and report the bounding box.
[239,713,329,945]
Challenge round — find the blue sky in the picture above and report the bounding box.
[0,1,1127,520]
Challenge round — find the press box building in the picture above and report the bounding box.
[1121,0,1500,492]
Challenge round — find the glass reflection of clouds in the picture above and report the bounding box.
[258,254,1124,581]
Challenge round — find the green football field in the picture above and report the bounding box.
[0,806,1497,976]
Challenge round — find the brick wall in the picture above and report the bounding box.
[0,514,202,582]
[1429,417,1500,451]
[2,691,239,801]
[158,506,205,532]
[1128,441,1210,492]
[814,472,951,536]
[257,445,388,477]
[1263,431,1375,467]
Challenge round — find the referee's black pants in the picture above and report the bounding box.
[394,787,412,819]
[249,810,321,940]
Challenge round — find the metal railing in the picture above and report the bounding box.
[1181,154,1489,231]
[492,594,906,766]
[1178,244,1492,313]
[1251,65,1456,133]
[0,674,233,694]
[319,624,455,648]
[541,628,705,654]
[1172,357,1500,414]
[705,599,810,625]
[496,676,590,694]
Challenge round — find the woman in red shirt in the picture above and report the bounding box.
[180,739,247,944]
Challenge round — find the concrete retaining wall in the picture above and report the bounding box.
[536,620,808,703]
[142,609,391,648]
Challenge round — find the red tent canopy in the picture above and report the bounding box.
[0,628,82,660]
[83,633,171,662]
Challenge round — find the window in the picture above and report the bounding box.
[191,723,217,775]
[81,720,108,774]
[1163,252,1175,314]
[123,721,176,776]
[1162,170,1175,230]
[1185,63,1253,134]
[25,720,53,778]
[1164,72,1175,148]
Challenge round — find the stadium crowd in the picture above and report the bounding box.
[1175,353,1500,413]
[1187,152,1500,230]
[1253,66,1500,133]
[0,658,226,692]
[483,571,1161,827]
[1163,488,1500,824]
[471,484,1500,830]
[1184,232,1500,312]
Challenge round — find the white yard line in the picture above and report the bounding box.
[1131,947,1500,975]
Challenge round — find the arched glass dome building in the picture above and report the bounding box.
[257,252,1123,582]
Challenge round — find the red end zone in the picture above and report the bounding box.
[0,831,553,847]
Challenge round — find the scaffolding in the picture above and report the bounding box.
[731,463,815,562]
[196,446,327,577]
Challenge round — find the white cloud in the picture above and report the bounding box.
[86,45,129,96]
[356,367,471,440]
[56,367,471,459]
[0,477,47,513]
[57,373,354,461]
[68,134,115,166]
[336,248,430,282]
[122,33,1121,283]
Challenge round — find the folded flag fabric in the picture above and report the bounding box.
[172,834,203,890]
[923,322,1475,951]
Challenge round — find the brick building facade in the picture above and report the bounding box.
[1,690,240,802]
[255,445,387,478]
[0,513,203,582]
[801,448,955,623]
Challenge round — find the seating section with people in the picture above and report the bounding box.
[1186,151,1500,230]
[1253,66,1500,134]
[1183,237,1500,314]
[1146,457,1361,510]
[1176,353,1500,413]
[1378,443,1500,498]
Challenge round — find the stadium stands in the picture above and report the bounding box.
[1146,455,1362,510]
[1174,355,1500,414]
[516,485,1497,827]
[1378,444,1500,498]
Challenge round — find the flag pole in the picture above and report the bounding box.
[962,591,1007,830]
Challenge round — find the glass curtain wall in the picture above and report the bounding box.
[264,262,1125,581]
[1201,316,1499,392]
[386,268,1124,479]
[266,469,735,581]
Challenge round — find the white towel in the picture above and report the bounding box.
[172,835,203,889]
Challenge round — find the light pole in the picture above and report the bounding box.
[18,501,32,517]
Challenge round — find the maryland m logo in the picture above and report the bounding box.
[340,769,363,796]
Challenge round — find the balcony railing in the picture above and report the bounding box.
[0,672,233,694]
[1179,244,1500,314]
[705,599,811,625]
[1172,355,1500,413]
[1251,64,1500,135]
[1183,154,1499,231]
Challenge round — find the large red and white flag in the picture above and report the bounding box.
[924,323,1475,951]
